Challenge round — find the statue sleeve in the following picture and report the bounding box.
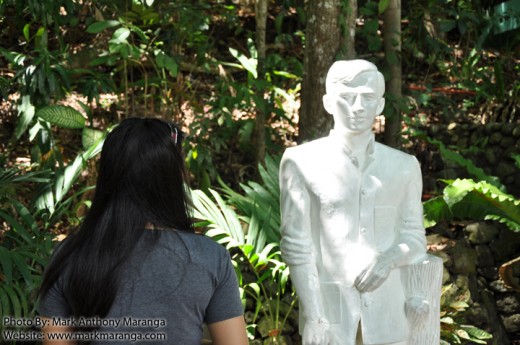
[279,150,325,321]
[279,150,314,266]
[386,156,427,268]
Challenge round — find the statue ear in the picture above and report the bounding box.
[376,98,385,115]
[323,94,333,114]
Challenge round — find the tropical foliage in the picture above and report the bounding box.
[0,107,106,329]
[440,284,493,344]
[424,178,520,231]
[0,0,519,344]
[192,155,296,343]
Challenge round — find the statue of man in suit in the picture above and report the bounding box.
[280,59,435,345]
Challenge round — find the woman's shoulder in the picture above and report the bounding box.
[161,230,229,260]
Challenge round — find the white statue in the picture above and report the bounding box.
[279,59,442,345]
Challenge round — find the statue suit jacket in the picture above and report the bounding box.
[280,133,426,345]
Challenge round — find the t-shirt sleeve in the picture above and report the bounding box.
[37,278,71,318]
[37,242,71,318]
[204,249,244,324]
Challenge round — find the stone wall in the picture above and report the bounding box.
[430,221,520,345]
[418,122,520,344]
[420,122,520,198]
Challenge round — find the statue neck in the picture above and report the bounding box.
[329,128,374,169]
[331,128,373,156]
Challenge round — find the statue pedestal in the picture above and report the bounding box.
[402,254,443,345]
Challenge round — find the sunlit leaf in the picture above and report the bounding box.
[36,105,85,129]
[86,20,121,33]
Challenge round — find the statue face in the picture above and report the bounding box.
[324,71,384,134]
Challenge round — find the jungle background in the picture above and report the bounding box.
[0,0,519,344]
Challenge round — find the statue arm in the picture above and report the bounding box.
[279,153,327,325]
[389,156,427,267]
[355,157,427,292]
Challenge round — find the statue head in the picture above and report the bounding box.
[323,60,385,134]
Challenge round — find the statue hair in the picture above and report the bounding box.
[38,117,193,319]
[325,59,385,97]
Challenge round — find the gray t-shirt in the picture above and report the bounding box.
[38,230,243,344]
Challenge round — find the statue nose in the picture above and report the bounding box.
[352,94,363,111]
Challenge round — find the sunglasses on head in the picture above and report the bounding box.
[167,123,185,145]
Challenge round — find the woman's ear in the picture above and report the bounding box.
[323,94,333,115]
[376,98,385,116]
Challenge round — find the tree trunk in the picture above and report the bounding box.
[255,0,268,165]
[298,0,341,143]
[339,0,357,60]
[383,0,402,148]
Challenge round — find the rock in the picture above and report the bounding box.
[505,175,515,185]
[484,148,498,165]
[490,132,503,145]
[429,124,440,135]
[489,280,513,293]
[478,266,498,280]
[443,267,451,284]
[448,122,458,131]
[503,314,520,333]
[465,222,500,245]
[455,275,470,290]
[457,138,469,148]
[512,126,520,137]
[496,295,520,315]
[466,302,489,327]
[489,122,502,132]
[496,161,516,178]
[436,168,458,181]
[475,245,495,267]
[450,240,477,275]
[432,250,452,267]
[470,131,480,144]
[501,124,516,135]
[500,136,516,149]
[490,229,520,262]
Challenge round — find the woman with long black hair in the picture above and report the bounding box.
[38,118,248,345]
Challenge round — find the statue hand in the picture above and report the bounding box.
[405,296,430,328]
[354,255,392,292]
[302,317,330,345]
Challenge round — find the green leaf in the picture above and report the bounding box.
[82,128,104,150]
[15,95,35,139]
[364,19,379,34]
[456,329,470,340]
[36,105,85,129]
[443,179,520,231]
[3,284,22,318]
[512,154,520,169]
[229,47,257,78]
[378,0,390,14]
[440,19,457,32]
[23,23,30,42]
[440,316,454,324]
[110,27,131,44]
[0,285,11,317]
[156,53,178,77]
[86,20,121,34]
[460,325,493,340]
[0,246,13,283]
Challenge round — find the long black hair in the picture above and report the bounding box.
[39,117,193,319]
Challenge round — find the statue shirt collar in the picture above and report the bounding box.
[328,129,375,169]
